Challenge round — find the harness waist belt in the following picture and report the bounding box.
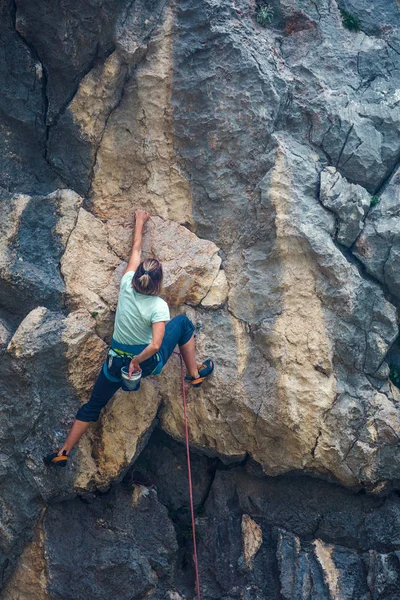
[111,338,148,357]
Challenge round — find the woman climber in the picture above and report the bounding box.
[44,209,214,467]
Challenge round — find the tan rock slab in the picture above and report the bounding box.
[60,208,120,338]
[68,52,128,145]
[141,216,221,306]
[201,269,229,308]
[242,514,263,570]
[1,520,50,600]
[7,307,55,358]
[90,6,193,226]
[74,382,160,492]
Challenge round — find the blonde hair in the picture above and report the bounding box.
[132,259,163,296]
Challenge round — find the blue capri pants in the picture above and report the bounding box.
[76,314,195,422]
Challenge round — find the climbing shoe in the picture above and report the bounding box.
[185,359,214,387]
[43,451,68,467]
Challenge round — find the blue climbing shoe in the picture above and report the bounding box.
[185,359,214,387]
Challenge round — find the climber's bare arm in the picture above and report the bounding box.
[124,209,150,275]
[128,321,166,376]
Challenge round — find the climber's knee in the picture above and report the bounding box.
[175,314,196,346]
[75,403,101,423]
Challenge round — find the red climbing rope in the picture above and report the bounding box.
[176,352,201,600]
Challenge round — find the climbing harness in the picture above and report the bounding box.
[176,351,201,600]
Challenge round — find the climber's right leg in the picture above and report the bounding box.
[158,315,214,385]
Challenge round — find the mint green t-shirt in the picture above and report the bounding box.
[112,271,170,345]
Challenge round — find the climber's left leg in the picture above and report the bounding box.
[57,419,91,456]
[44,368,121,466]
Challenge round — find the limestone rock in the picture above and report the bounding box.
[337,0,400,36]
[160,137,399,491]
[133,428,215,512]
[60,207,120,338]
[276,4,400,194]
[201,269,228,308]
[277,529,371,600]
[3,307,105,499]
[48,52,129,195]
[141,216,221,306]
[0,318,12,348]
[106,215,223,308]
[14,0,130,124]
[1,0,400,595]
[1,520,49,600]
[3,302,162,509]
[61,210,222,341]
[188,446,400,600]
[353,168,400,299]
[43,485,178,600]
[241,514,263,570]
[90,5,193,226]
[7,307,60,358]
[0,189,82,315]
[320,167,371,247]
[74,382,160,493]
[0,3,59,194]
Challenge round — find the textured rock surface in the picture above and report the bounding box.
[320,166,371,247]
[6,430,400,600]
[159,138,399,491]
[136,432,400,600]
[1,0,400,598]
[0,189,82,315]
[354,168,400,299]
[141,216,221,306]
[1,522,49,600]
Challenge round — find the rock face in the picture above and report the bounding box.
[320,166,371,247]
[1,0,400,598]
[354,168,400,299]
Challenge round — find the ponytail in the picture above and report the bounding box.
[132,259,163,296]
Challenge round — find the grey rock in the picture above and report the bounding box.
[274,1,400,193]
[0,307,103,591]
[46,0,168,195]
[353,168,400,299]
[47,53,129,196]
[320,166,371,247]
[0,463,41,588]
[44,485,178,600]
[365,549,400,600]
[0,318,11,348]
[204,466,400,553]
[277,529,372,600]
[131,428,215,514]
[14,0,131,124]
[0,189,82,316]
[0,0,60,193]
[337,0,400,36]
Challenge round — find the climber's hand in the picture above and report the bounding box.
[129,358,141,377]
[134,209,150,224]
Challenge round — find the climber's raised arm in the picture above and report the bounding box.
[124,209,150,275]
